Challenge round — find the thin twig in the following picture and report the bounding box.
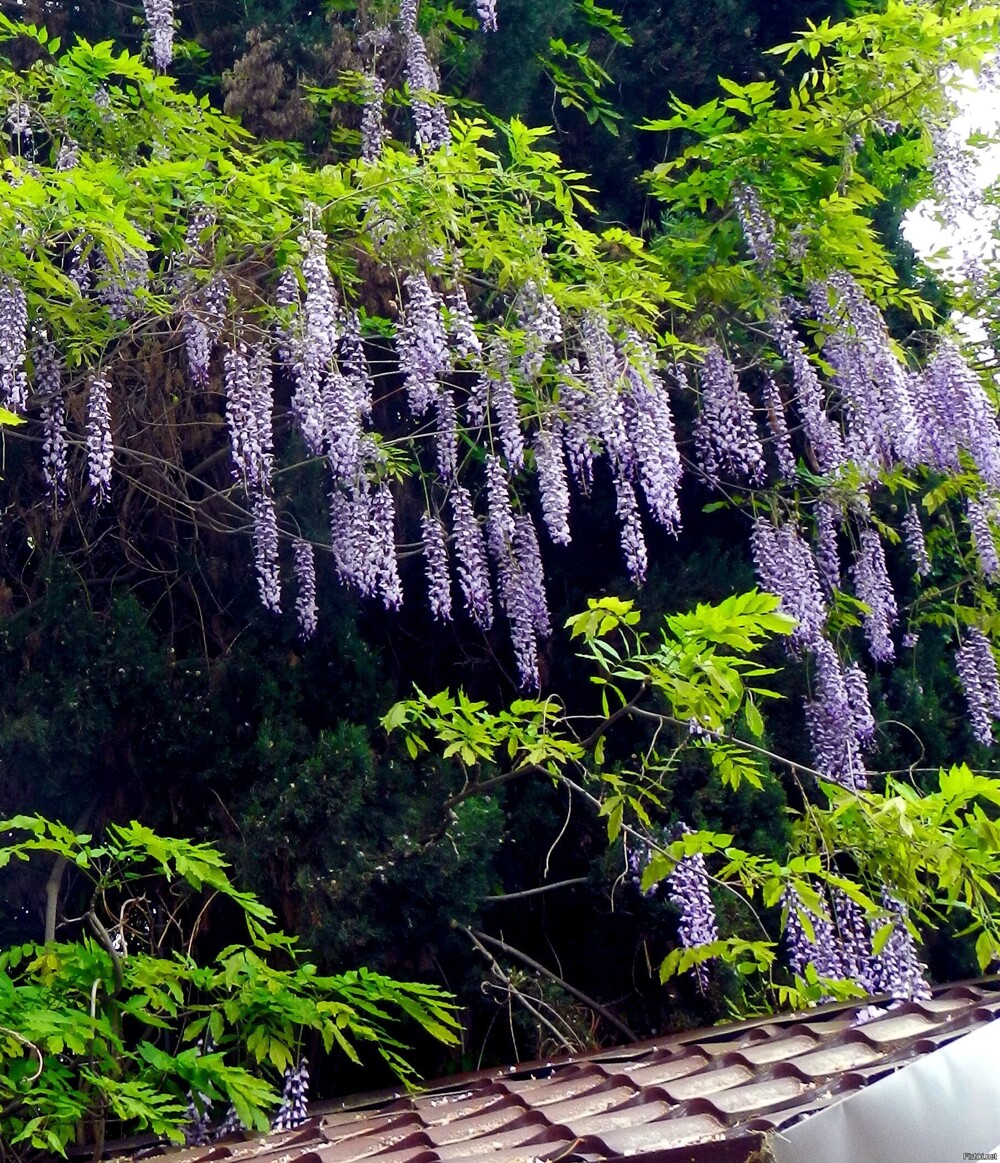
[466,926,637,1042]
[484,877,589,903]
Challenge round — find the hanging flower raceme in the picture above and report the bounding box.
[516,281,562,381]
[533,421,572,546]
[0,276,28,412]
[142,0,174,70]
[871,890,931,1002]
[360,73,386,163]
[33,338,66,503]
[581,312,631,474]
[271,1058,310,1132]
[811,273,920,472]
[560,365,595,493]
[967,496,1000,578]
[782,885,844,993]
[851,528,897,663]
[224,341,274,493]
[252,492,281,614]
[731,182,775,269]
[916,339,1000,488]
[292,539,318,640]
[488,344,525,471]
[450,483,493,629]
[397,272,449,418]
[446,282,482,364]
[902,506,931,577]
[750,518,827,651]
[693,345,765,486]
[86,374,114,505]
[404,31,450,152]
[814,502,841,594]
[421,512,453,621]
[485,453,516,561]
[804,638,869,790]
[762,374,797,480]
[666,828,719,993]
[497,514,551,688]
[770,309,845,475]
[831,888,877,995]
[399,0,418,31]
[844,662,877,749]
[955,629,1000,747]
[371,483,404,610]
[622,332,683,533]
[615,472,648,585]
[475,0,498,32]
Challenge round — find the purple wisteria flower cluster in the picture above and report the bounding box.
[0,276,28,412]
[330,480,404,611]
[902,506,931,577]
[914,339,1000,487]
[967,497,1000,579]
[783,883,930,1003]
[851,528,898,663]
[694,344,765,486]
[360,73,386,162]
[803,638,873,790]
[665,828,719,993]
[770,308,845,475]
[421,512,453,621]
[33,338,67,504]
[731,182,775,269]
[271,1058,310,1131]
[293,539,318,640]
[750,518,827,651]
[475,0,498,32]
[810,272,920,474]
[404,30,449,152]
[955,629,1000,746]
[86,375,114,506]
[142,0,175,70]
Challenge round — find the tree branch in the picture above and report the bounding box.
[484,877,589,903]
[464,925,637,1042]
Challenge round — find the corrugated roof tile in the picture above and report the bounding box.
[107,979,1000,1163]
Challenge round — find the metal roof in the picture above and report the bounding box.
[121,979,1000,1163]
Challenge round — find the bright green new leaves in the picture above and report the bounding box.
[799,765,1000,971]
[0,819,458,1157]
[643,0,1000,317]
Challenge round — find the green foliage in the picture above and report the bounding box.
[0,818,457,1158]
[389,591,1000,1008]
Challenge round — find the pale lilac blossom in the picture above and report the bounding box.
[450,483,493,629]
[902,506,931,577]
[292,539,318,639]
[0,277,28,412]
[967,496,1000,578]
[422,512,453,621]
[750,518,827,650]
[251,492,281,614]
[533,422,572,545]
[852,528,897,663]
[86,374,113,505]
[142,0,174,69]
[666,828,719,993]
[694,344,765,485]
